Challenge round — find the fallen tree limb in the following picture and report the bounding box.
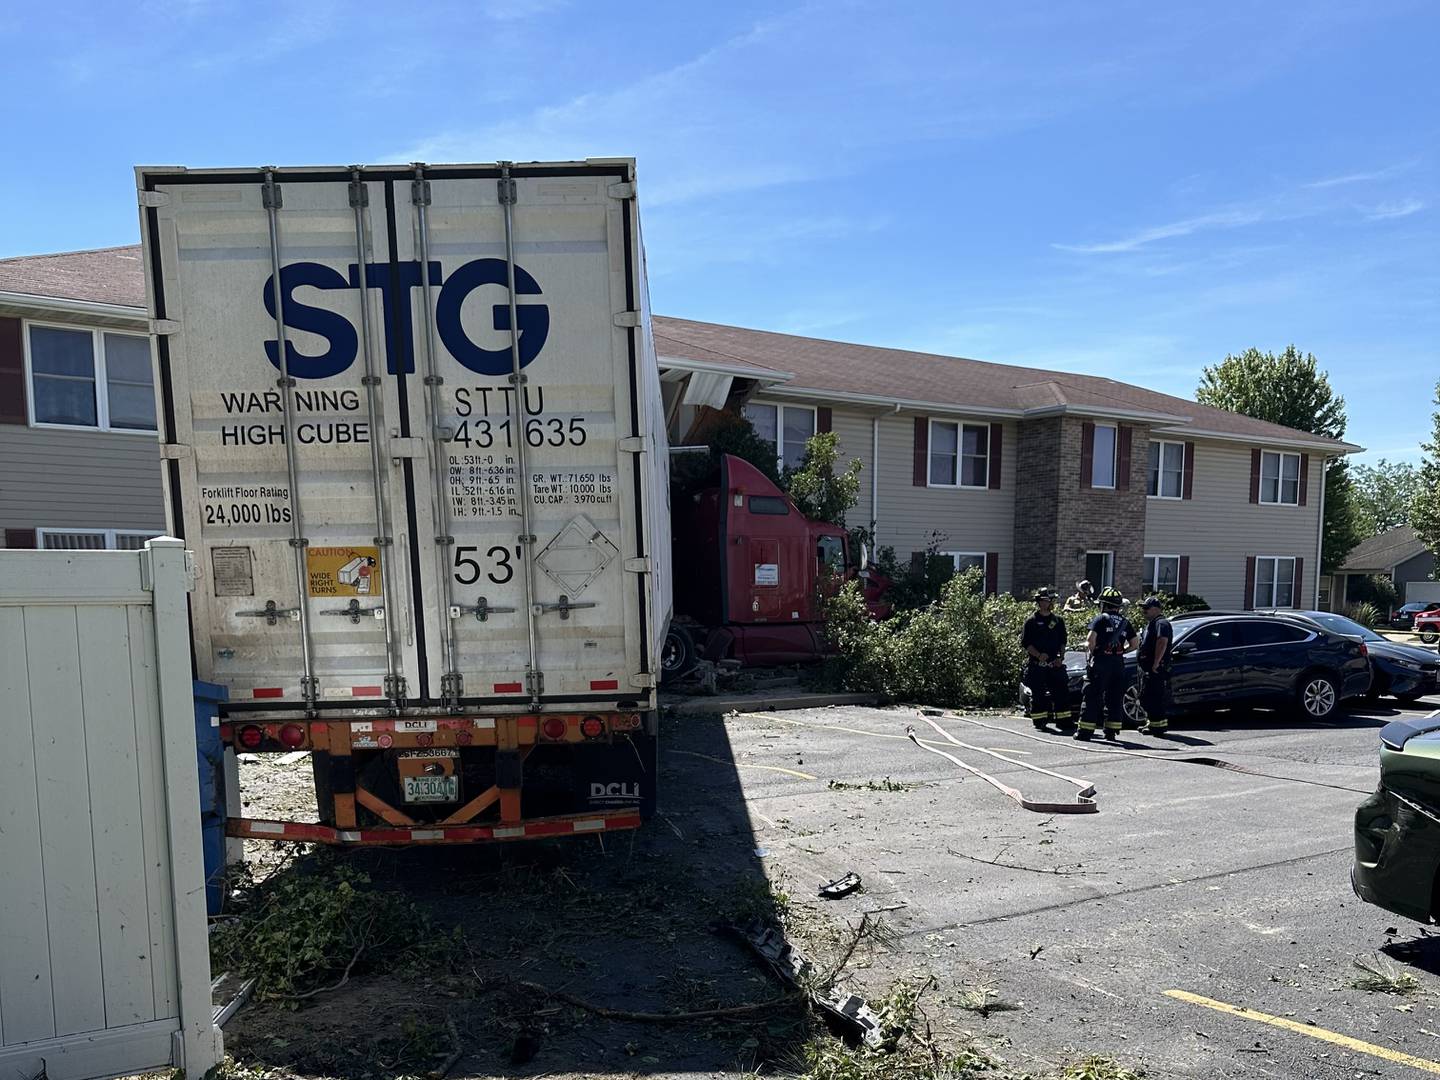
[946,847,1088,876]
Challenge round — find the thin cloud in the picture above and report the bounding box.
[1363,198,1425,221]
[1053,209,1265,254]
[1303,164,1407,189]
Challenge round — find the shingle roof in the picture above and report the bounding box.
[1339,525,1431,572]
[0,245,146,308]
[653,316,1352,449]
[0,245,1355,451]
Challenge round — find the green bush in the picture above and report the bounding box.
[1343,600,1384,628]
[824,580,1210,708]
[1348,574,1400,613]
[824,569,1030,708]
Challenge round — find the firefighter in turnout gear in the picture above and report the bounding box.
[1136,596,1175,736]
[1077,586,1138,741]
[1022,589,1071,730]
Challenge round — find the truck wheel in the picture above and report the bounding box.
[661,624,698,682]
[1296,671,1340,722]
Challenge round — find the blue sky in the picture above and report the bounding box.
[3,1,1436,461]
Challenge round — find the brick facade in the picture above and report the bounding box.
[1012,417,1150,599]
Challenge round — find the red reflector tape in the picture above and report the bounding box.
[252,687,284,699]
[228,811,646,845]
[352,685,384,697]
[590,679,619,691]
[494,682,523,693]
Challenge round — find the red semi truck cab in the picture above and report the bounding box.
[667,454,883,674]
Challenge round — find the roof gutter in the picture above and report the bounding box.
[0,290,147,323]
[656,353,793,384]
[1152,424,1362,455]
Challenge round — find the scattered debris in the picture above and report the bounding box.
[1351,954,1421,995]
[948,846,1089,876]
[819,872,863,899]
[828,777,912,792]
[954,986,1020,1017]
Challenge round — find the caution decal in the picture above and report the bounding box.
[307,546,382,598]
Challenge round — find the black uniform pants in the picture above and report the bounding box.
[1081,654,1126,733]
[1026,662,1070,722]
[1139,669,1171,731]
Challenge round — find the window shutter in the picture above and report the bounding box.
[817,407,832,434]
[985,553,999,596]
[1298,453,1310,506]
[1080,422,1095,490]
[4,528,37,549]
[1244,556,1257,610]
[1249,449,1261,503]
[1116,425,1132,491]
[1177,555,1190,595]
[988,422,1003,490]
[1182,442,1195,500]
[913,417,928,487]
[0,317,25,425]
[1293,556,1304,607]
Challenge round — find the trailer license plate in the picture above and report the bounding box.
[402,776,460,804]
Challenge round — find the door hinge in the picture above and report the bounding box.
[150,318,181,335]
[630,673,657,689]
[613,310,640,328]
[624,557,651,573]
[607,181,636,200]
[618,435,649,453]
[388,436,425,461]
[137,190,170,208]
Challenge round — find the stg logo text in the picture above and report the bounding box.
[265,258,549,380]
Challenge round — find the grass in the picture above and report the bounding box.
[1351,954,1422,995]
[828,777,913,792]
[1059,1059,1146,1080]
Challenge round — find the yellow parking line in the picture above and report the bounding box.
[1164,989,1440,1074]
[669,748,817,781]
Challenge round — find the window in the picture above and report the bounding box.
[1184,623,1238,652]
[1085,551,1114,589]
[929,421,990,487]
[1254,556,1297,608]
[1091,424,1117,488]
[1259,451,1301,505]
[742,402,815,471]
[37,529,161,550]
[1143,555,1181,594]
[941,552,986,575]
[1148,440,1185,498]
[747,495,790,516]
[1238,621,1311,646]
[816,535,845,572]
[27,324,156,432]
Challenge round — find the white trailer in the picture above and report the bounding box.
[138,160,670,844]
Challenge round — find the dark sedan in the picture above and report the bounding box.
[1021,610,1372,725]
[1288,610,1438,703]
[1390,601,1440,631]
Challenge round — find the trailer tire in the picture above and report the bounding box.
[661,624,699,683]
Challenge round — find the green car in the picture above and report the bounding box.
[1354,714,1440,923]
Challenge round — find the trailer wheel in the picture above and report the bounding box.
[661,624,699,682]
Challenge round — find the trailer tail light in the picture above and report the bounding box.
[237,725,264,750]
[278,723,306,749]
[581,715,605,739]
[540,717,568,741]
[611,713,642,732]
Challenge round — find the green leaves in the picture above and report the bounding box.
[1195,346,1347,440]
[1411,381,1440,557]
[786,432,863,527]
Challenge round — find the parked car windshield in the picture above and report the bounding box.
[1307,611,1385,643]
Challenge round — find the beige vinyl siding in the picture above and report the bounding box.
[873,413,1016,592]
[827,407,875,530]
[0,426,165,534]
[1144,439,1322,608]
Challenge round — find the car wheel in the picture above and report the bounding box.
[1421,630,1439,645]
[661,624,698,682]
[1123,684,1147,727]
[1297,672,1340,721]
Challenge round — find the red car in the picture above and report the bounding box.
[1415,611,1440,645]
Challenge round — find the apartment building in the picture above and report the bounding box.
[0,247,1355,610]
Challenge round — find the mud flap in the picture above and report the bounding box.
[575,730,657,818]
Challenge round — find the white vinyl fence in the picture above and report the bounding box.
[0,538,222,1079]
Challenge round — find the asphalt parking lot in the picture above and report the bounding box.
[687,697,1440,1078]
